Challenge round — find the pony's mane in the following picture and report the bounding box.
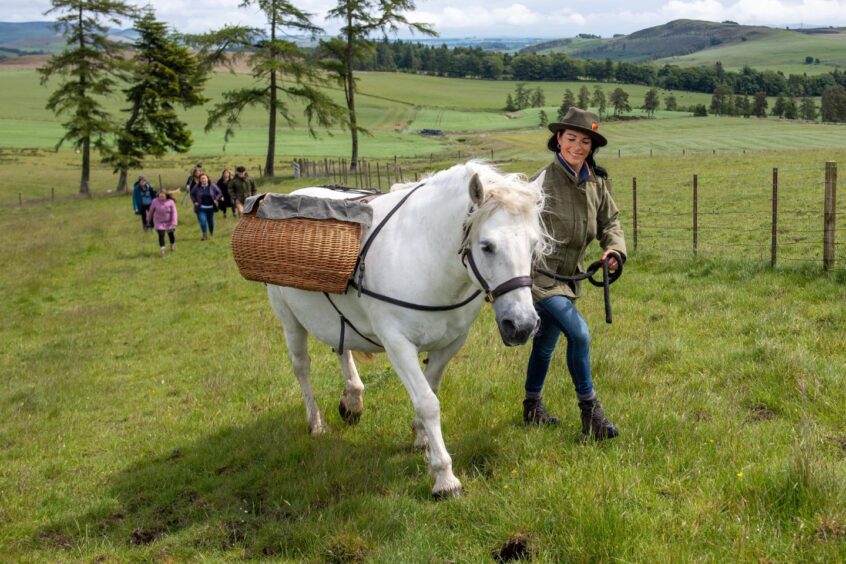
[393,161,552,258]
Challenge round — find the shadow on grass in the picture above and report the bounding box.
[37,406,432,558]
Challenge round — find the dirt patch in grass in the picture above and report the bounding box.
[129,526,165,545]
[816,516,846,541]
[746,404,776,422]
[325,533,368,563]
[36,527,74,550]
[221,520,248,549]
[493,533,533,562]
[828,436,846,452]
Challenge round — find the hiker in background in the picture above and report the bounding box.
[216,167,234,218]
[521,107,627,441]
[132,176,157,231]
[189,172,223,240]
[146,190,178,256]
[185,163,203,194]
[229,165,257,218]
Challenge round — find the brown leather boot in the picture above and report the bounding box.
[523,398,561,426]
[578,398,618,440]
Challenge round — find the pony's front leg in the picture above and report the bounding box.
[413,334,469,452]
[338,350,364,424]
[383,336,462,499]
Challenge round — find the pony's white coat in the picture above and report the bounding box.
[267,161,548,497]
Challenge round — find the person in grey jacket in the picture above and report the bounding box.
[523,107,627,441]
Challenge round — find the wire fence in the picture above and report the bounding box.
[621,162,843,271]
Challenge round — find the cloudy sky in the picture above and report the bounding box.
[6,0,846,38]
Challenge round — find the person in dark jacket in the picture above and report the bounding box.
[216,168,234,218]
[522,107,627,441]
[189,173,224,240]
[229,165,257,218]
[132,176,157,231]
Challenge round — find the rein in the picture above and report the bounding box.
[535,251,623,324]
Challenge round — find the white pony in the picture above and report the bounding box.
[268,161,549,498]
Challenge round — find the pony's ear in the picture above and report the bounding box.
[532,170,546,188]
[468,173,485,205]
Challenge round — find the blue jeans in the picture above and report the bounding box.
[196,208,215,235]
[525,295,594,400]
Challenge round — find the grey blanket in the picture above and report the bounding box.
[244,193,373,226]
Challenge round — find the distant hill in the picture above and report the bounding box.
[521,19,775,61]
[0,21,137,57]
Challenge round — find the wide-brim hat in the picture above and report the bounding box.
[547,107,607,147]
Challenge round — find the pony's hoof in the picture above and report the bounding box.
[432,484,463,500]
[338,400,361,425]
[308,422,327,436]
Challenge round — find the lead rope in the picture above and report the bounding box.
[535,251,624,324]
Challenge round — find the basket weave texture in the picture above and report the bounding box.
[232,214,362,293]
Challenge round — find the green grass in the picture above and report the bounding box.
[4,56,846,562]
[2,150,846,560]
[655,29,846,74]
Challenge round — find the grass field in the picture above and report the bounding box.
[2,67,846,561]
[655,29,846,74]
[2,152,846,561]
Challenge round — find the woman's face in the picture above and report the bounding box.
[157,191,166,201]
[557,129,592,172]
[223,170,231,180]
[200,174,209,186]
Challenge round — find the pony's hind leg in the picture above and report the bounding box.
[269,289,327,435]
[338,350,364,424]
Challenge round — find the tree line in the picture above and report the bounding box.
[351,40,846,99]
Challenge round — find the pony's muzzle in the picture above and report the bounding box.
[498,311,540,346]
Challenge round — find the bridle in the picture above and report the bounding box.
[458,211,533,303]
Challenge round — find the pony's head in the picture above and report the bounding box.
[460,161,551,346]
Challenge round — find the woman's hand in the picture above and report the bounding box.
[600,249,622,271]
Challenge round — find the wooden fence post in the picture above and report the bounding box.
[158,174,163,191]
[19,192,22,207]
[52,187,55,201]
[376,163,382,190]
[693,174,699,253]
[771,168,778,267]
[632,177,638,252]
[258,164,263,177]
[824,161,837,270]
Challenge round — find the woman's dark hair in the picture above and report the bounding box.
[547,132,608,179]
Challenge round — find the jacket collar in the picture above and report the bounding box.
[556,153,592,183]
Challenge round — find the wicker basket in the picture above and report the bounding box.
[231,197,364,294]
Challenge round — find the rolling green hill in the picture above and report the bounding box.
[521,19,846,75]
[655,28,846,74]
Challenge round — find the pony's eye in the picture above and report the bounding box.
[480,241,495,254]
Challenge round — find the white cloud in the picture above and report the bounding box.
[4,0,846,37]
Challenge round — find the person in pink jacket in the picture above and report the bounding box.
[146,190,179,256]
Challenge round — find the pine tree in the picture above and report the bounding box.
[799,97,818,121]
[577,86,591,110]
[591,86,606,118]
[514,83,529,109]
[205,0,346,177]
[563,89,575,108]
[323,0,434,171]
[104,9,208,192]
[504,93,517,112]
[664,94,677,111]
[538,109,548,127]
[642,88,659,117]
[530,87,545,108]
[752,91,768,117]
[609,87,631,117]
[39,0,136,194]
